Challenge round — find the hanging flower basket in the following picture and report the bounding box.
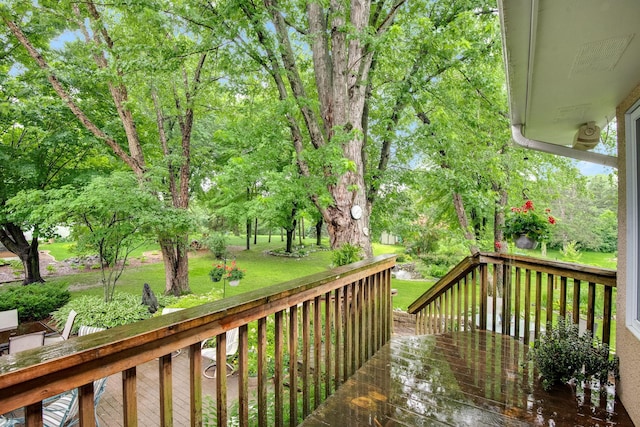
[514,234,539,250]
[229,279,240,287]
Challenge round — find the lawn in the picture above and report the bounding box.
[39,237,615,312]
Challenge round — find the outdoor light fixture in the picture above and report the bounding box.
[572,121,601,150]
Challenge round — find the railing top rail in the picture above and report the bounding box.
[407,252,617,314]
[407,253,480,314]
[0,254,396,413]
[479,252,617,286]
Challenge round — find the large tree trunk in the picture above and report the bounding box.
[452,193,480,255]
[252,0,404,260]
[315,218,323,246]
[0,223,44,285]
[285,221,296,253]
[159,235,190,296]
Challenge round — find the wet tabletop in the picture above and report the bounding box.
[301,331,633,426]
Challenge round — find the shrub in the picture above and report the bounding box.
[0,283,70,322]
[528,317,618,390]
[561,241,582,263]
[331,243,364,267]
[204,233,228,259]
[52,293,152,334]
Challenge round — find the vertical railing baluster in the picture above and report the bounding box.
[78,383,95,427]
[188,345,201,427]
[313,296,321,410]
[457,279,462,331]
[159,354,173,427]
[572,279,581,325]
[472,268,477,331]
[239,325,249,426]
[289,305,298,427]
[503,264,511,336]
[534,271,542,340]
[587,282,596,335]
[514,267,521,339]
[480,264,488,331]
[492,264,498,333]
[603,286,613,346]
[559,276,567,318]
[334,287,342,388]
[302,301,311,418]
[464,274,469,331]
[24,402,42,427]
[524,269,531,345]
[323,292,332,399]
[122,367,137,427]
[546,274,554,326]
[215,333,227,427]
[257,318,267,427]
[274,312,284,427]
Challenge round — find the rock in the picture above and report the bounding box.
[141,283,158,313]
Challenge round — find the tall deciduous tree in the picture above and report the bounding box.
[2,1,218,294]
[0,69,105,284]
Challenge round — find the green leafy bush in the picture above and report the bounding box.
[331,243,364,267]
[528,317,619,390]
[52,293,152,334]
[205,233,228,259]
[0,283,70,322]
[561,241,582,262]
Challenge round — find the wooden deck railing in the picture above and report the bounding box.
[0,255,395,427]
[408,252,617,347]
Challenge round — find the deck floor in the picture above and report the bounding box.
[301,331,633,426]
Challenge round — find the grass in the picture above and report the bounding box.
[37,237,616,314]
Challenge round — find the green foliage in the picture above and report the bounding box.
[225,261,245,281]
[504,200,556,242]
[51,293,152,333]
[0,283,70,322]
[331,244,364,267]
[204,234,228,259]
[160,292,222,310]
[209,264,225,282]
[528,317,619,391]
[419,249,464,278]
[561,241,582,263]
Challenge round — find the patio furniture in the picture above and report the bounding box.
[1,321,56,355]
[201,328,239,379]
[0,309,18,333]
[78,326,106,337]
[8,331,45,354]
[6,377,108,427]
[44,310,77,345]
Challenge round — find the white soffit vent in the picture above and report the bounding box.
[570,34,634,75]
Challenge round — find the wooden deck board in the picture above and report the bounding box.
[300,331,633,427]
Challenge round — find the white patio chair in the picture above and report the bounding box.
[44,310,78,345]
[7,377,108,427]
[0,309,18,333]
[202,328,239,379]
[77,326,106,337]
[9,331,45,354]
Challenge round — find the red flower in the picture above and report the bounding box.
[548,216,556,225]
[494,241,502,250]
[545,208,551,213]
[524,200,534,211]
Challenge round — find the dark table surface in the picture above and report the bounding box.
[0,321,57,353]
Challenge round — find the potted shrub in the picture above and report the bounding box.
[225,261,245,286]
[528,317,619,391]
[504,199,556,249]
